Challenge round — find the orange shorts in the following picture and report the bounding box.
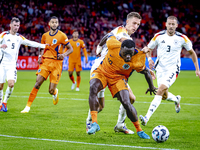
[68,61,82,72]
[36,58,63,84]
[90,69,128,97]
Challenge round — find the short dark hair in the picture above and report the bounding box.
[50,16,58,21]
[11,17,20,23]
[127,12,142,20]
[73,29,79,33]
[121,39,135,49]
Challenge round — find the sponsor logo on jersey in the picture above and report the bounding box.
[38,69,41,73]
[161,40,165,43]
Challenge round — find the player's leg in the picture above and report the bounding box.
[68,62,76,90]
[49,82,59,105]
[114,84,135,134]
[86,88,105,131]
[2,80,15,112]
[75,71,80,91]
[2,67,17,112]
[140,84,167,126]
[21,75,45,113]
[0,83,4,111]
[116,90,150,139]
[87,78,103,134]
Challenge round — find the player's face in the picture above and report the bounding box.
[72,31,79,39]
[10,21,20,34]
[120,47,135,62]
[166,19,178,36]
[125,17,141,35]
[49,19,59,31]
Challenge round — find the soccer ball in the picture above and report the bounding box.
[152,125,169,142]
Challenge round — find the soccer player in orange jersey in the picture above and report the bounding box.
[21,16,73,113]
[68,30,88,91]
[87,36,157,139]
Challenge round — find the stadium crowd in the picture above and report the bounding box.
[0,0,200,57]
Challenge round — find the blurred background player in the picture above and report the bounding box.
[21,16,73,113]
[0,17,46,112]
[139,16,200,126]
[68,29,88,91]
[86,12,145,134]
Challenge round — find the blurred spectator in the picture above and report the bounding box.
[0,0,199,57]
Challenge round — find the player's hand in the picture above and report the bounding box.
[149,69,156,80]
[149,59,155,70]
[145,86,157,95]
[58,54,65,60]
[141,46,150,53]
[85,59,88,64]
[38,57,43,64]
[1,44,7,49]
[196,70,200,78]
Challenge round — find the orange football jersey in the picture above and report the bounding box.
[68,39,87,62]
[98,36,146,79]
[41,30,69,60]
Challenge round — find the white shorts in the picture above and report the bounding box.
[156,70,179,88]
[0,65,17,83]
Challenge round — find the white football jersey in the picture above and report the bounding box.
[148,30,193,72]
[91,26,132,73]
[0,31,45,66]
[100,25,132,58]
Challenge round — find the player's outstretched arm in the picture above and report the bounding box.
[188,49,200,78]
[140,67,157,95]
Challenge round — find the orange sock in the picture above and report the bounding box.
[53,89,57,95]
[91,111,98,123]
[27,87,39,107]
[133,120,142,132]
[77,76,81,88]
[70,75,75,83]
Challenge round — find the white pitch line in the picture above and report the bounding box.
[0,134,179,150]
[10,95,200,106]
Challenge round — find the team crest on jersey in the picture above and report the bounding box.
[76,42,80,47]
[52,39,57,44]
[122,64,130,70]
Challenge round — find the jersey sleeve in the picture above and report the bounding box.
[106,36,121,51]
[20,35,46,48]
[0,32,6,45]
[61,33,69,45]
[113,27,131,41]
[147,33,159,49]
[81,40,88,60]
[181,35,193,51]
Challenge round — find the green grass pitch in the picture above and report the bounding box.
[0,70,200,150]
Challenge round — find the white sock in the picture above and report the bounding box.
[0,90,3,105]
[116,104,126,126]
[3,87,14,103]
[146,95,162,121]
[166,92,178,103]
[86,109,92,123]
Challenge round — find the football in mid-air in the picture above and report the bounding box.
[152,125,169,142]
